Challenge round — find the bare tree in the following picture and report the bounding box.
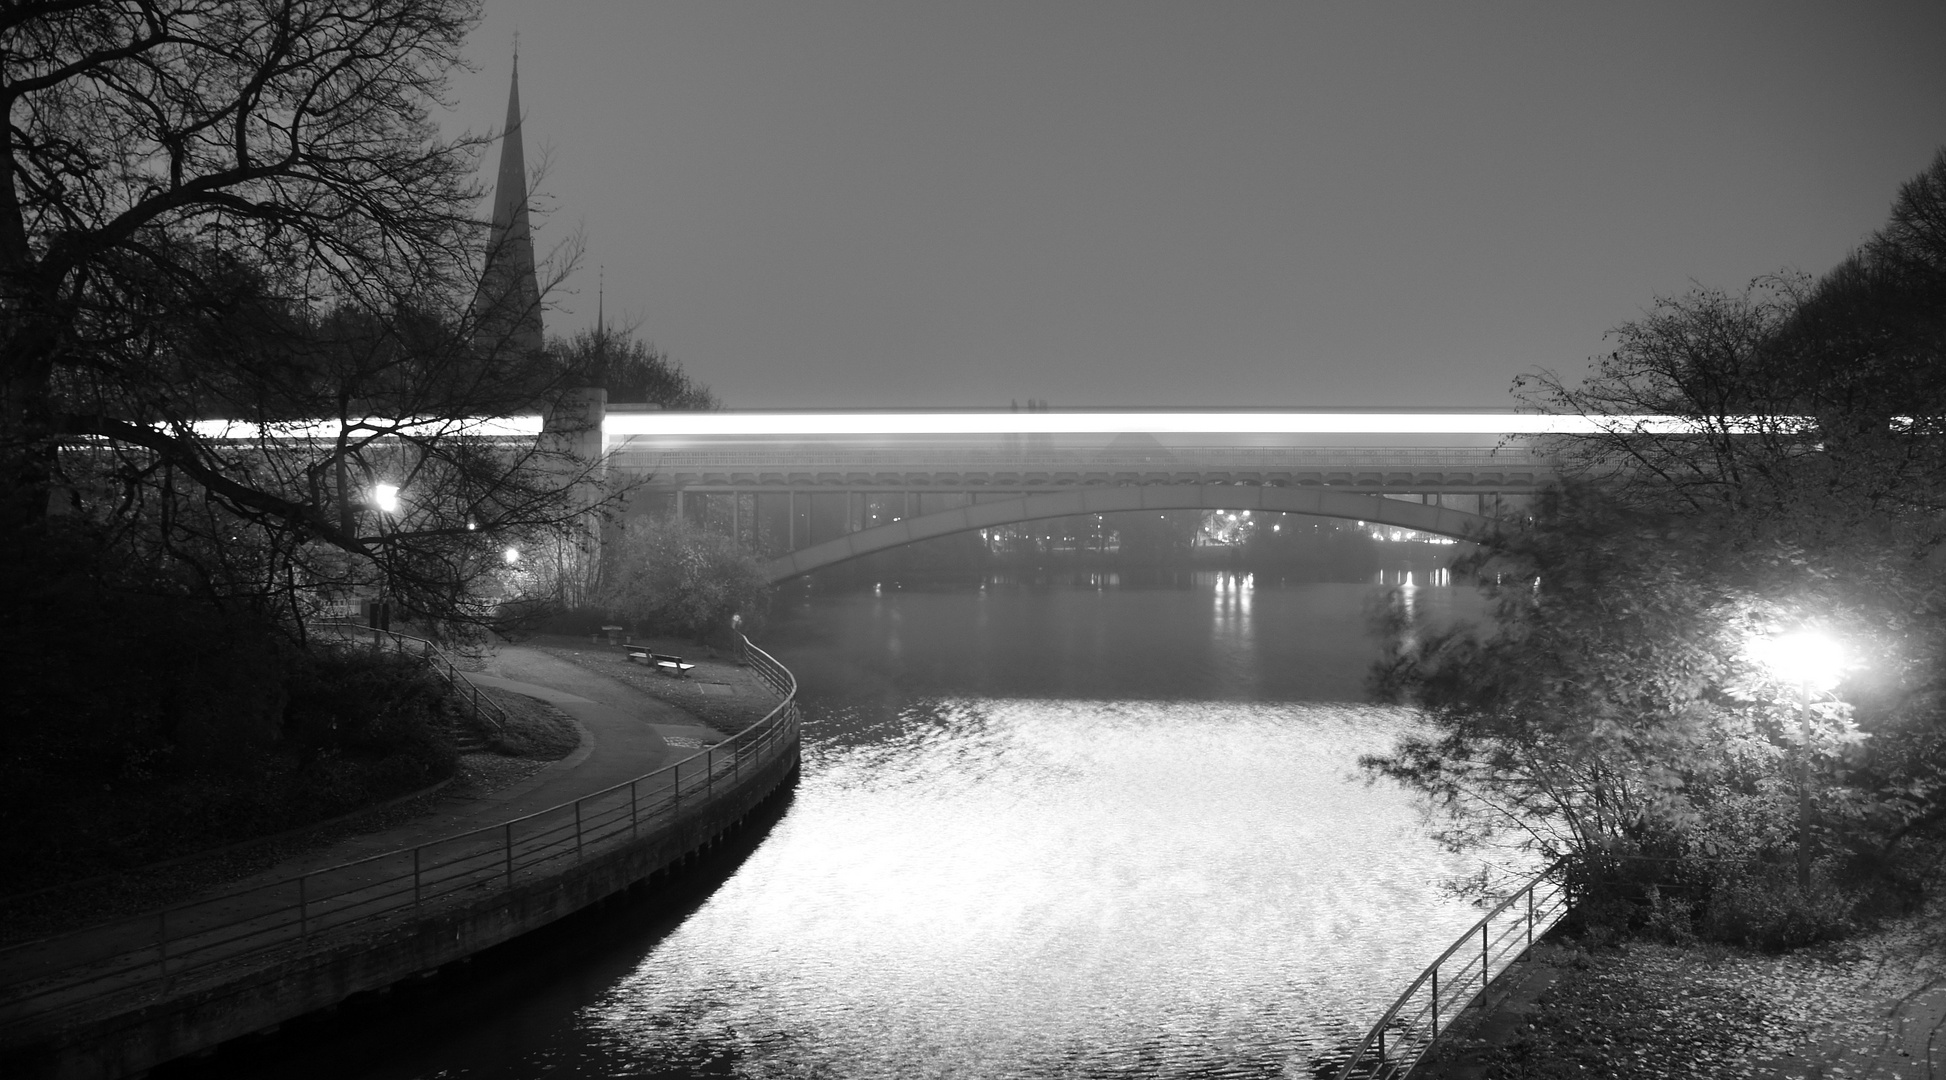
[0,1,611,633]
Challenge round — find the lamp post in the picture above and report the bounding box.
[1750,630,1843,891]
[1793,672,1812,890]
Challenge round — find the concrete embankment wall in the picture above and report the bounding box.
[7,738,800,1080]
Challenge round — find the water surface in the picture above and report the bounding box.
[254,571,1492,1079]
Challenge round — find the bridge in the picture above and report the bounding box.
[578,404,1568,583]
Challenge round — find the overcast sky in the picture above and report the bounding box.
[439,2,1946,410]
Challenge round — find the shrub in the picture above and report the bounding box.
[599,518,770,644]
[1698,865,1855,950]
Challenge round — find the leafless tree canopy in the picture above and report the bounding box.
[0,0,614,633]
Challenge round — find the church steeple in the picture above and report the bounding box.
[472,50,544,357]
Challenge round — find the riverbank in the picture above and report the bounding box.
[0,642,801,1080]
[1414,896,1946,1079]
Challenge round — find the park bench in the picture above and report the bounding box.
[626,648,695,677]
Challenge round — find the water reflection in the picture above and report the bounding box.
[567,697,1478,1079]
[250,573,1492,1079]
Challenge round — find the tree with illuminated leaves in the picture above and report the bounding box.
[1368,151,1946,916]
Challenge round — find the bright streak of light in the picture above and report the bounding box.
[599,411,1711,436]
[172,411,1861,440]
[188,416,545,440]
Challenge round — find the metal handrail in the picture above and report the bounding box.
[1332,857,1572,1080]
[0,635,800,1028]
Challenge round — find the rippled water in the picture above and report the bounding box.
[251,572,1492,1079]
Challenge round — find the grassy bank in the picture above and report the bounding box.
[0,680,581,946]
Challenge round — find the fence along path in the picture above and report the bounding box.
[1333,858,1571,1080]
[319,625,511,737]
[0,635,800,1037]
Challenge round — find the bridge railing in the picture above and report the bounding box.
[1331,857,1572,1080]
[0,636,800,1031]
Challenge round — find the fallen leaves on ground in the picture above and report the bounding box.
[1444,913,1946,1080]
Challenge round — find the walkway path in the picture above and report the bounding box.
[1415,911,1946,1080]
[0,644,777,1039]
[232,644,741,873]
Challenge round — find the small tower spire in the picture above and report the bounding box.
[471,48,543,357]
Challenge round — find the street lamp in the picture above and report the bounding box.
[1748,629,1845,889]
[372,482,400,514]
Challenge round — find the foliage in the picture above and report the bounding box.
[599,517,771,644]
[1367,149,1946,916]
[0,629,457,891]
[553,326,719,410]
[0,0,616,639]
[1363,484,1847,864]
[1699,865,1856,950]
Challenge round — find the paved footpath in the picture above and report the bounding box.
[0,645,768,1027]
[234,643,741,873]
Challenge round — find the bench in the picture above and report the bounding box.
[623,646,695,677]
[650,651,696,677]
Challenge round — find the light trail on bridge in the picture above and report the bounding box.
[599,411,1698,436]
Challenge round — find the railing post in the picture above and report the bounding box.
[706,747,714,798]
[414,846,423,910]
[575,800,584,860]
[1431,967,1439,1037]
[1527,886,1535,956]
[298,873,309,939]
[158,908,169,978]
[504,822,515,889]
[1481,920,1490,994]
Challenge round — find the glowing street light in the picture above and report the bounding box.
[502,546,520,566]
[1748,629,1845,889]
[372,482,400,514]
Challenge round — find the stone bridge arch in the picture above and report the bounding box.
[760,484,1486,583]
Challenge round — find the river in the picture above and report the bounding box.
[234,569,1494,1080]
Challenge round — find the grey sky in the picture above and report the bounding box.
[440,2,1946,410]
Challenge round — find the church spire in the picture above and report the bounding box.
[472,50,543,358]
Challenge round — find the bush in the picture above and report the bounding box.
[599,517,770,644]
[1698,865,1855,950]
[0,629,458,892]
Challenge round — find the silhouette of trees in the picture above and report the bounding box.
[1370,150,1946,897]
[0,1,615,635]
[553,327,718,410]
